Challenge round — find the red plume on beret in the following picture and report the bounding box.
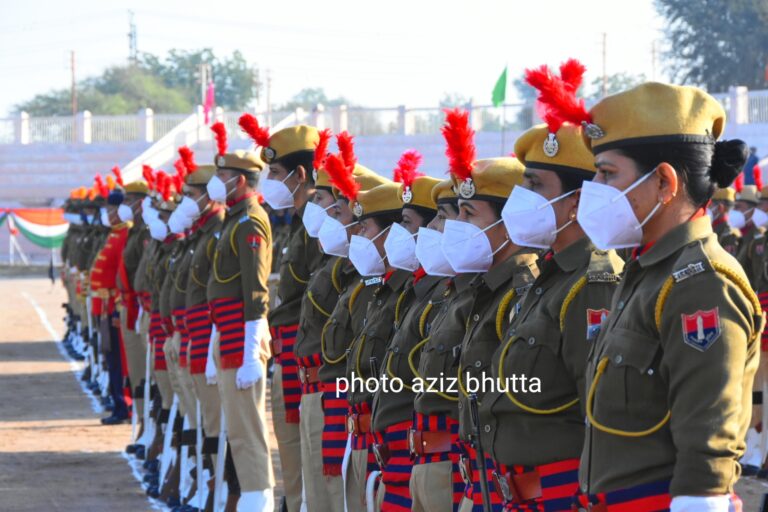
[105,175,116,191]
[525,59,591,133]
[178,146,197,175]
[336,131,357,172]
[112,166,124,187]
[325,153,360,202]
[142,164,155,191]
[441,108,476,183]
[172,174,184,196]
[210,122,228,156]
[173,159,186,179]
[734,172,744,193]
[238,113,271,148]
[94,174,108,198]
[393,149,424,188]
[314,128,333,171]
[754,165,763,192]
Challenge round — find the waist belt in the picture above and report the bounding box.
[408,428,454,456]
[492,469,542,504]
[346,412,371,435]
[298,366,320,385]
[270,337,283,357]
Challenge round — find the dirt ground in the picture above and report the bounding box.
[1,276,767,511]
[0,277,284,511]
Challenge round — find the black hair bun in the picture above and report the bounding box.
[710,139,749,188]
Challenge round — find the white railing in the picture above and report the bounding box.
[9,85,768,146]
[91,115,139,143]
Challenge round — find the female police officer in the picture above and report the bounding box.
[564,82,762,511]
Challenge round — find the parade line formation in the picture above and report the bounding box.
[57,59,765,512]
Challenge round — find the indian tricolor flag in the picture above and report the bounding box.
[9,208,69,249]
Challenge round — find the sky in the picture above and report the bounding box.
[0,0,667,117]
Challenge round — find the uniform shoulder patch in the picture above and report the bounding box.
[586,308,610,340]
[672,262,705,282]
[246,234,262,251]
[681,308,721,351]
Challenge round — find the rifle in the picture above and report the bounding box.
[469,393,492,512]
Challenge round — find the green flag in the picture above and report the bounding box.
[492,66,507,107]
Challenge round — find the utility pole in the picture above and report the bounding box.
[128,10,137,65]
[71,50,77,141]
[601,32,608,98]
[266,69,272,126]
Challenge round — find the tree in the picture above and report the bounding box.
[276,88,350,112]
[14,48,259,115]
[586,72,646,102]
[656,0,768,91]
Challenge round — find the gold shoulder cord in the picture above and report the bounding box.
[418,303,433,338]
[586,261,762,437]
[394,288,409,326]
[190,269,207,288]
[498,334,579,414]
[173,268,188,293]
[495,288,516,341]
[213,226,241,284]
[408,337,458,401]
[320,319,346,364]
[331,257,344,294]
[308,291,331,317]
[559,276,588,331]
[289,263,309,284]
[386,349,414,391]
[354,334,368,377]
[348,282,365,311]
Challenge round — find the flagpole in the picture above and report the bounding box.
[500,103,506,155]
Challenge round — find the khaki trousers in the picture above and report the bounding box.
[299,391,343,511]
[271,364,302,511]
[410,460,455,512]
[345,448,369,512]
[215,334,274,492]
[155,369,173,409]
[119,306,147,414]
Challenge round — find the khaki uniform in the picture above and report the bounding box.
[580,217,763,496]
[207,194,274,493]
[160,237,189,418]
[267,206,324,512]
[117,222,150,416]
[456,251,538,512]
[712,217,741,257]
[477,240,622,509]
[294,253,344,511]
[149,238,175,410]
[736,223,765,288]
[186,209,225,443]
[345,269,412,512]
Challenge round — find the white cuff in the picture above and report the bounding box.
[670,495,730,512]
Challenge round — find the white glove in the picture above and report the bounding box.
[236,318,271,390]
[135,305,143,332]
[205,325,218,385]
[670,496,730,512]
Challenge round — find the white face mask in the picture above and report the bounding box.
[729,209,746,229]
[178,195,205,221]
[318,216,357,257]
[577,170,661,250]
[148,218,168,241]
[384,222,419,271]
[349,226,390,277]
[303,201,334,238]
[168,210,190,234]
[207,175,238,203]
[752,208,768,228]
[441,218,508,273]
[85,214,95,225]
[261,170,297,210]
[117,204,134,223]
[100,207,111,227]
[415,227,456,276]
[502,187,575,249]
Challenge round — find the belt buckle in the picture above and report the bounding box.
[492,470,512,503]
[372,443,386,469]
[298,367,307,384]
[408,429,416,456]
[458,454,471,485]
[346,414,356,435]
